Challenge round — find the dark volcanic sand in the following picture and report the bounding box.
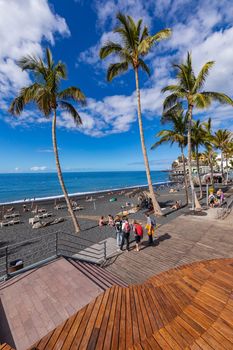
[0,185,187,273]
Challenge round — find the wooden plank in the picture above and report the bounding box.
[125,287,134,349]
[159,327,182,350]
[94,286,116,350]
[133,286,147,342]
[102,286,119,349]
[201,332,227,350]
[111,287,123,349]
[78,293,104,349]
[129,286,141,345]
[87,288,111,350]
[206,327,233,350]
[59,305,87,349]
[152,331,174,350]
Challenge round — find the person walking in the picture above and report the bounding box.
[145,214,156,245]
[133,220,143,252]
[115,215,122,250]
[120,218,131,251]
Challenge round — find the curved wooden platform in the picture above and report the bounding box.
[30,258,233,349]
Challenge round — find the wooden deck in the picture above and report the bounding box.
[104,215,233,284]
[30,258,233,349]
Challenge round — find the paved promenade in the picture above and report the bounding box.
[104,212,233,284]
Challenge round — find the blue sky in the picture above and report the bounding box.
[0,0,233,173]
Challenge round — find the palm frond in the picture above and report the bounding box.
[46,48,53,69]
[58,87,86,105]
[138,59,150,76]
[161,85,185,94]
[17,55,40,71]
[55,61,67,80]
[193,93,211,109]
[140,26,149,42]
[201,92,233,106]
[99,42,123,59]
[151,28,172,44]
[193,61,215,92]
[106,62,129,81]
[59,101,82,125]
[9,96,25,115]
[115,13,135,50]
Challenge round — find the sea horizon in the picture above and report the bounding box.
[0,170,170,204]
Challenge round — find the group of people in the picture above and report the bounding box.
[208,188,225,207]
[99,213,157,252]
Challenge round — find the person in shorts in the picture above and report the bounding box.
[133,220,143,251]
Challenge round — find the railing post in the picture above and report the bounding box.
[104,241,107,260]
[5,246,8,277]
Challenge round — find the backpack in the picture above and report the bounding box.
[124,222,130,233]
[115,221,122,232]
[135,224,143,236]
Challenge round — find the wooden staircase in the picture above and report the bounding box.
[68,259,128,290]
[30,258,233,349]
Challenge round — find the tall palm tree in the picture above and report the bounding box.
[212,129,232,179]
[9,48,86,233]
[191,120,206,198]
[151,103,189,204]
[223,142,233,183]
[202,118,215,188]
[162,52,233,209]
[99,13,171,216]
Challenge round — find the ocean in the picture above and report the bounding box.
[0,171,170,204]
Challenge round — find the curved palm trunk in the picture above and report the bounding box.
[52,110,81,233]
[196,146,203,199]
[221,151,224,180]
[226,157,229,183]
[187,104,201,210]
[187,104,195,209]
[210,156,214,189]
[134,68,162,216]
[181,145,189,205]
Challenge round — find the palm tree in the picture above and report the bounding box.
[223,142,233,183]
[202,118,215,188]
[151,103,189,204]
[212,129,232,180]
[191,120,206,198]
[9,48,86,233]
[99,13,171,216]
[162,52,233,209]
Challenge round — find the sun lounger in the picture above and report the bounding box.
[38,208,46,213]
[55,204,67,210]
[29,217,40,225]
[73,206,84,211]
[1,218,20,227]
[3,212,20,219]
[34,212,52,219]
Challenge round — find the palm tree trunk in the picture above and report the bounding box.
[221,151,224,180]
[134,67,162,216]
[187,104,195,209]
[52,110,81,233]
[196,146,203,199]
[210,154,214,189]
[181,145,189,205]
[226,157,229,183]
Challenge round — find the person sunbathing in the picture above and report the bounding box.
[99,216,107,226]
[108,215,115,226]
[171,201,181,210]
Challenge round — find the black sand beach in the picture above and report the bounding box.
[0,183,188,273]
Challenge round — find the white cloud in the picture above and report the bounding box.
[0,0,69,100]
[30,166,47,171]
